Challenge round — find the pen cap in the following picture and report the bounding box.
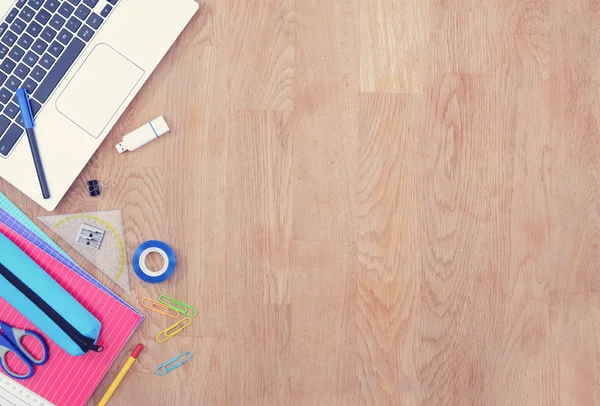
[16,89,34,129]
[150,117,170,137]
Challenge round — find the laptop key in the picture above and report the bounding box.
[57,29,73,45]
[40,27,57,42]
[100,5,112,17]
[5,75,21,91]
[26,20,42,37]
[0,87,12,104]
[16,0,27,9]
[0,23,8,37]
[0,58,16,74]
[28,0,43,10]
[75,5,91,20]
[44,0,60,13]
[0,114,11,137]
[34,37,85,103]
[14,64,30,79]
[10,18,26,34]
[67,0,82,4]
[66,17,81,33]
[23,51,39,67]
[0,117,10,144]
[47,41,64,57]
[39,53,55,70]
[0,121,10,151]
[8,46,25,62]
[0,73,6,86]
[1,31,17,47]
[84,0,98,7]
[78,25,93,42]
[107,0,118,4]
[0,88,11,104]
[50,14,66,30]
[86,13,102,29]
[0,124,24,157]
[0,46,7,60]
[32,39,47,55]
[21,78,37,94]
[58,3,75,18]
[3,103,18,119]
[35,9,51,25]
[0,114,9,133]
[6,8,18,24]
[31,66,45,82]
[30,98,41,116]
[17,33,33,49]
[18,6,34,22]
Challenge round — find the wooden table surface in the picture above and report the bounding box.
[1,0,598,404]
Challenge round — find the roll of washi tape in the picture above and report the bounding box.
[133,240,177,284]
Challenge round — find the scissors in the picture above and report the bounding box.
[0,320,48,380]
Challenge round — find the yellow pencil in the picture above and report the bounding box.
[98,344,144,406]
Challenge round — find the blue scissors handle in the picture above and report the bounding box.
[10,328,48,365]
[0,321,48,380]
[0,333,35,379]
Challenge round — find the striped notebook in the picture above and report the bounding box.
[0,192,143,406]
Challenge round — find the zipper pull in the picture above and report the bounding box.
[91,343,104,353]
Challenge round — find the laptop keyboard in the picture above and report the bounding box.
[0,0,119,158]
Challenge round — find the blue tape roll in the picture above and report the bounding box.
[132,240,177,284]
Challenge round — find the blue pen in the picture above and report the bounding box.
[16,89,50,199]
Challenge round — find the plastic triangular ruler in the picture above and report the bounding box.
[38,210,130,292]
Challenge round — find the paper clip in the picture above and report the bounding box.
[158,295,198,318]
[156,317,192,343]
[156,351,193,376]
[141,298,181,319]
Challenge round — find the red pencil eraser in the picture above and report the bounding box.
[131,344,144,359]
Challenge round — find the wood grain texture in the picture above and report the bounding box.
[289,241,358,405]
[292,0,358,241]
[488,0,550,35]
[433,11,487,74]
[227,0,295,110]
[356,0,431,93]
[357,93,424,405]
[0,0,599,404]
[227,110,293,304]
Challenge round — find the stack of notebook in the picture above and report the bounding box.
[0,192,144,406]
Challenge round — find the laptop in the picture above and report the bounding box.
[0,0,198,211]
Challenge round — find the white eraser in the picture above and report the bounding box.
[115,116,171,153]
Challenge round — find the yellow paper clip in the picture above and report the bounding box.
[141,298,181,319]
[156,317,192,343]
[158,295,198,318]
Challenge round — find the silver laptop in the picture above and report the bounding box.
[0,0,198,211]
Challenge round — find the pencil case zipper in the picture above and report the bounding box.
[0,262,103,354]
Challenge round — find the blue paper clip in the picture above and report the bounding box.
[156,351,193,376]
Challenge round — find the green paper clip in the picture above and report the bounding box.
[156,351,193,376]
[158,295,197,318]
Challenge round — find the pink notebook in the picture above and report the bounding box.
[0,222,143,406]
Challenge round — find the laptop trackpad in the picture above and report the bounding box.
[56,44,144,138]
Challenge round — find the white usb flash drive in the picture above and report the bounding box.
[115,116,171,153]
